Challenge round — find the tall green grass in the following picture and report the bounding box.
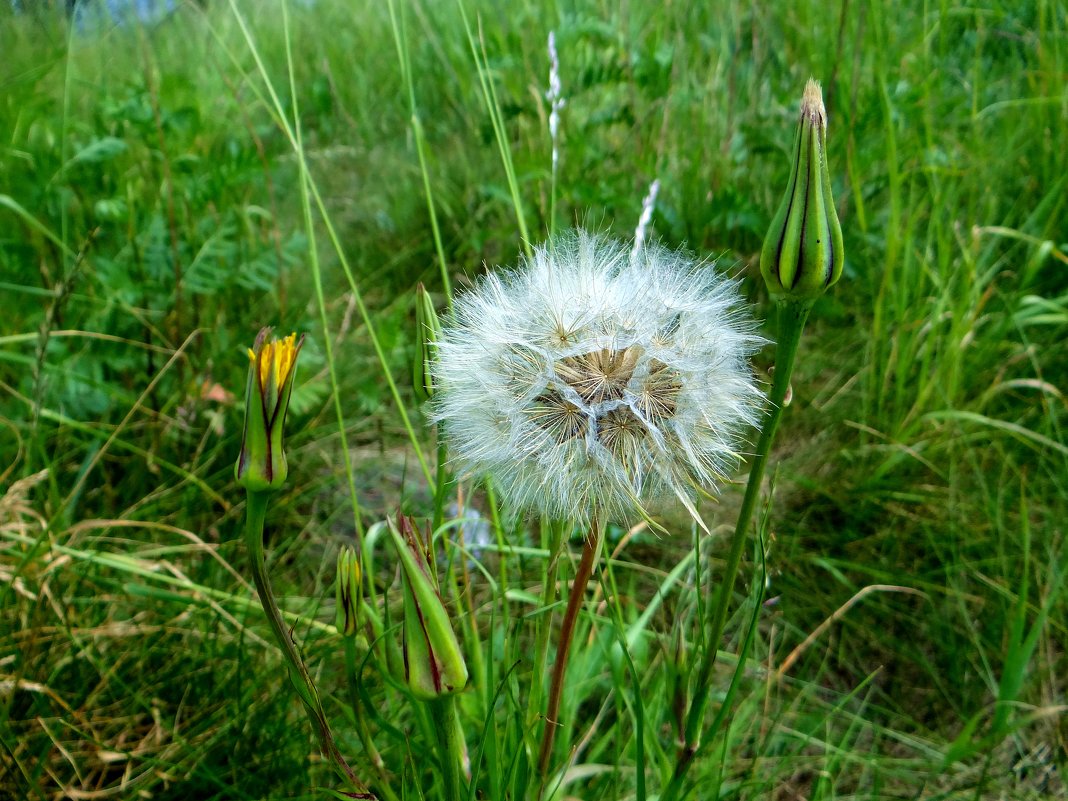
[1,1,1065,799]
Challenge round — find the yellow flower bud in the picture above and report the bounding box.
[235,328,305,493]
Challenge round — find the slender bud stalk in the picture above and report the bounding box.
[662,78,847,801]
[244,492,375,799]
[429,696,465,801]
[666,622,688,744]
[237,329,373,798]
[537,516,604,781]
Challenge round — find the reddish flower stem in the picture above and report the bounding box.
[537,516,603,780]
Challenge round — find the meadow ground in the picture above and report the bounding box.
[1,1,1066,799]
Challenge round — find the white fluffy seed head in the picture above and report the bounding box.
[431,230,766,525]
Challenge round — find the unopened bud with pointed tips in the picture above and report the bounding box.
[760,80,845,301]
[235,329,305,493]
[413,284,442,403]
[335,546,361,638]
[389,513,468,699]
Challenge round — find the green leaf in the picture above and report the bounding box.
[67,136,128,167]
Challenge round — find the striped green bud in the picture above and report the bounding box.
[335,545,361,638]
[389,513,468,699]
[760,80,845,300]
[413,283,442,403]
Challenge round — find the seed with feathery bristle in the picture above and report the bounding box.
[635,359,683,422]
[528,390,588,443]
[555,346,642,405]
[597,407,647,468]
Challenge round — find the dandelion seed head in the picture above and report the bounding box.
[432,230,765,524]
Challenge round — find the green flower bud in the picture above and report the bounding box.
[235,328,305,493]
[760,79,845,300]
[413,283,442,403]
[388,513,468,699]
[335,545,361,637]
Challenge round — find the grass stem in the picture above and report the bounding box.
[344,638,400,801]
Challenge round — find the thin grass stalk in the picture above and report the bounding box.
[529,519,564,725]
[484,481,512,631]
[281,0,364,539]
[386,0,452,308]
[455,0,532,256]
[432,439,452,532]
[598,561,647,801]
[344,638,399,801]
[228,0,367,539]
[438,490,487,706]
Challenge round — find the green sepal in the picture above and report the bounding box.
[235,354,271,491]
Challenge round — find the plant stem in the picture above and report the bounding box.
[537,516,604,780]
[530,519,565,724]
[244,491,373,798]
[660,299,811,801]
[432,437,451,532]
[344,638,401,801]
[430,696,464,801]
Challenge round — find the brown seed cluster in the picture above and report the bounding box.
[529,392,587,441]
[555,347,641,404]
[528,345,684,460]
[636,360,683,421]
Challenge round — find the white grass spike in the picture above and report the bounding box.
[546,31,565,173]
[632,178,661,259]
